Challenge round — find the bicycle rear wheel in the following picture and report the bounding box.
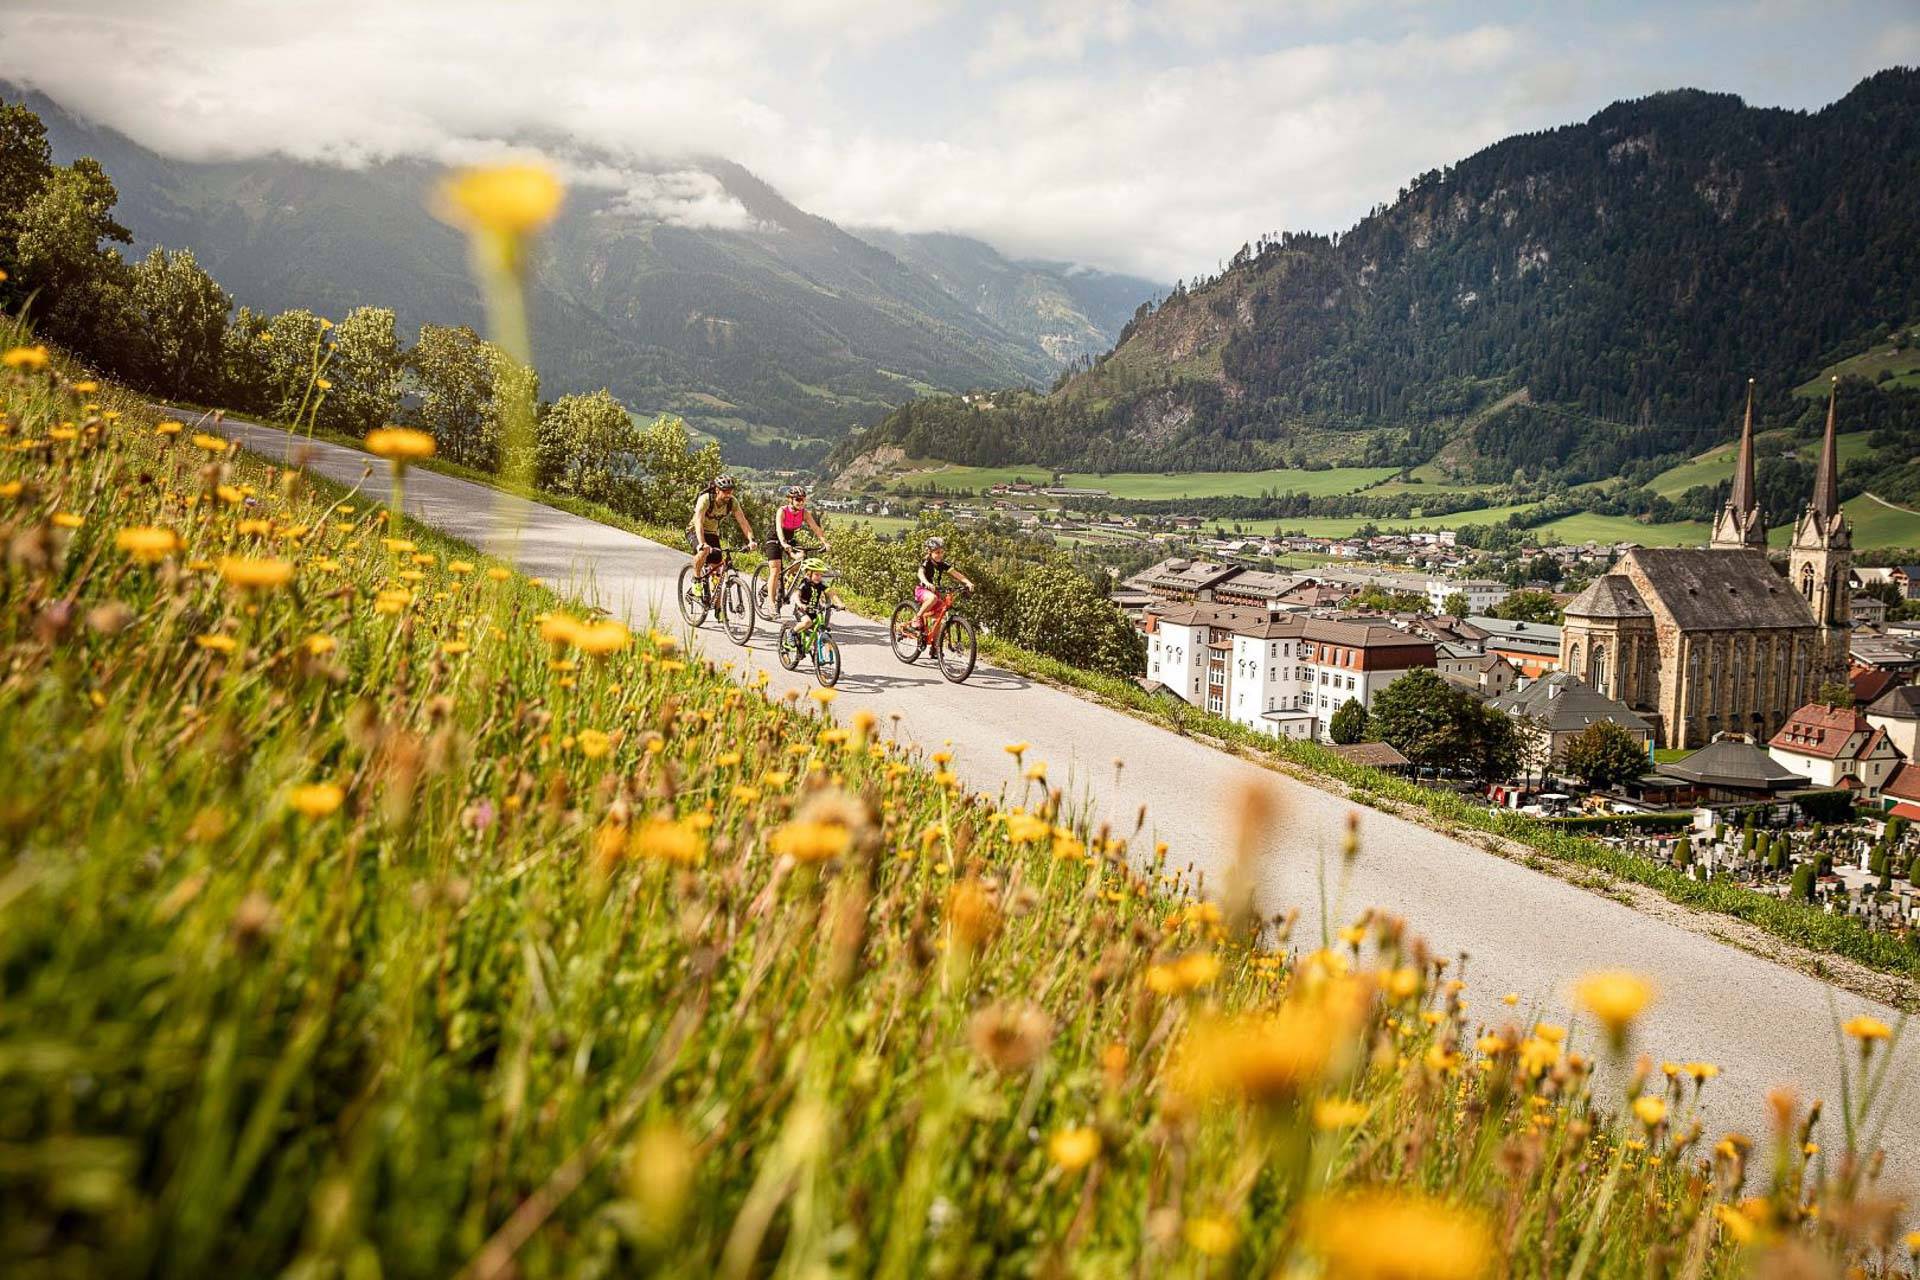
[936,615,977,683]
[815,633,841,687]
[889,602,924,663]
[677,564,708,626]
[722,573,755,644]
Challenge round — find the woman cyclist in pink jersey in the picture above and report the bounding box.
[763,485,831,611]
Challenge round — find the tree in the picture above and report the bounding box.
[10,159,134,352]
[127,248,230,400]
[1001,559,1145,678]
[1557,720,1648,792]
[1491,590,1563,624]
[1441,590,1470,617]
[1790,862,1816,901]
[406,324,503,468]
[1328,698,1368,744]
[0,98,55,305]
[1673,836,1692,868]
[537,389,644,507]
[259,309,331,424]
[1816,680,1854,709]
[1370,668,1520,782]
[1346,586,1429,613]
[320,307,402,436]
[621,413,724,528]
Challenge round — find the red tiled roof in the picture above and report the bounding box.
[1768,703,1876,761]
[1852,667,1898,706]
[1885,763,1920,805]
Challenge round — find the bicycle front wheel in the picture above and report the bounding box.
[677,564,708,627]
[777,623,802,671]
[722,574,756,644]
[936,615,977,683]
[889,602,924,663]
[815,633,841,687]
[751,562,779,621]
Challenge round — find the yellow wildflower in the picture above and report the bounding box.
[631,816,705,865]
[768,819,851,863]
[218,557,295,590]
[1184,1215,1238,1256]
[2,344,51,369]
[1301,1191,1490,1280]
[191,432,228,452]
[1632,1095,1668,1128]
[116,526,180,563]
[1046,1127,1099,1173]
[577,729,611,759]
[436,164,564,235]
[364,427,436,461]
[288,783,345,819]
[1576,970,1653,1047]
[1313,1097,1368,1130]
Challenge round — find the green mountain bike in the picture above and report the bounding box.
[778,606,841,688]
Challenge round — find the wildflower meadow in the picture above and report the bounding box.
[0,167,1913,1278]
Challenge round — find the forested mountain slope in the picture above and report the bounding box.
[11,85,1153,466]
[835,69,1920,481]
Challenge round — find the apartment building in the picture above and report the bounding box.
[1425,578,1510,616]
[1141,604,1437,740]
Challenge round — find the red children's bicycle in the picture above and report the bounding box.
[889,586,977,683]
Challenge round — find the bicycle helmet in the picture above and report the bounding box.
[805,561,829,576]
[715,474,737,491]
[924,536,946,553]
[786,485,807,500]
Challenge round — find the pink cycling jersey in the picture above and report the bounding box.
[779,505,806,533]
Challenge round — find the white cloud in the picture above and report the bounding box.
[607,171,763,230]
[0,0,1911,281]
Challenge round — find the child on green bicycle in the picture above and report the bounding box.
[792,561,843,638]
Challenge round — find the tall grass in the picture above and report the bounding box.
[1,317,1915,1277]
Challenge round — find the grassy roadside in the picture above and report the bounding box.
[9,338,1843,1277]
[172,403,1920,998]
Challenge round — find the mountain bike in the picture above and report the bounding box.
[677,544,755,644]
[777,605,842,688]
[751,542,824,622]
[889,586,977,683]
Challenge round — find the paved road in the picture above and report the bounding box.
[212,417,1913,1180]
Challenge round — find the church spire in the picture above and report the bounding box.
[1811,376,1840,520]
[1710,377,1767,551]
[1729,377,1757,516]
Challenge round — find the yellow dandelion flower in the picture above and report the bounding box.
[195,634,239,654]
[436,163,564,236]
[364,427,437,461]
[1024,761,1047,782]
[1184,1215,1239,1257]
[1576,970,1653,1045]
[630,816,705,865]
[1302,1191,1490,1280]
[577,729,611,759]
[573,619,631,655]
[0,480,23,498]
[1632,1095,1667,1128]
[156,420,183,436]
[192,432,229,453]
[769,819,851,863]
[305,635,337,656]
[2,344,51,369]
[116,525,179,563]
[441,639,470,656]
[1842,1014,1892,1042]
[808,687,837,707]
[288,783,345,819]
[1313,1097,1368,1130]
[487,566,512,582]
[1046,1127,1099,1173]
[218,556,295,590]
[448,560,474,574]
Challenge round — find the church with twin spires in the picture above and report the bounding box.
[1559,380,1853,750]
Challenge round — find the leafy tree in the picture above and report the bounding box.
[0,99,55,303]
[1491,590,1563,624]
[537,390,644,507]
[127,248,230,400]
[1816,680,1854,709]
[320,307,402,436]
[1346,586,1429,613]
[259,309,331,424]
[1328,698,1368,745]
[1791,862,1816,901]
[10,159,134,351]
[1001,559,1145,677]
[1441,590,1470,617]
[617,413,725,529]
[1370,667,1520,781]
[219,307,275,413]
[406,324,503,468]
[1557,720,1648,792]
[1673,835,1692,868]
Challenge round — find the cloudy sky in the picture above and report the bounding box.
[2,0,1915,280]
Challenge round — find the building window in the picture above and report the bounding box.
[1800,563,1815,601]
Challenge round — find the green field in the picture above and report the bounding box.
[1643,431,1874,500]
[1766,494,1920,551]
[830,511,920,537]
[1796,328,1920,395]
[880,462,1399,500]
[1533,512,1709,547]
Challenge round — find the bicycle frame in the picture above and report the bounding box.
[914,591,956,641]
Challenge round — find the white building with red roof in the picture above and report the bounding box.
[1767,702,1904,796]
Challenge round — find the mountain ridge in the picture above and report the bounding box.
[9,83,1158,466]
[833,67,1920,483]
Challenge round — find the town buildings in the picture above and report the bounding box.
[1767,702,1901,796]
[1487,673,1655,774]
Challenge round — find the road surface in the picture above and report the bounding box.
[209,416,1914,1180]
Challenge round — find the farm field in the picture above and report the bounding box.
[1796,329,1920,394]
[1645,431,1875,500]
[879,462,1399,499]
[1532,512,1709,547]
[1766,493,1920,551]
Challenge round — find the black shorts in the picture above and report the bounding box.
[763,538,791,561]
[690,528,721,554]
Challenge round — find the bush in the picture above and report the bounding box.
[1543,813,1695,835]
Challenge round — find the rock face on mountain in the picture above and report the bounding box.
[837,69,1920,480]
[12,86,1156,465]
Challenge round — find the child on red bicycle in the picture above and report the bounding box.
[910,536,974,632]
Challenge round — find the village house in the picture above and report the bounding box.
[1465,615,1563,678]
[1488,673,1655,776]
[1139,604,1436,741]
[1865,685,1920,760]
[1767,702,1902,796]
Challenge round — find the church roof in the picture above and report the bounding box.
[1563,574,1651,620]
[1488,672,1652,735]
[1622,548,1817,632]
